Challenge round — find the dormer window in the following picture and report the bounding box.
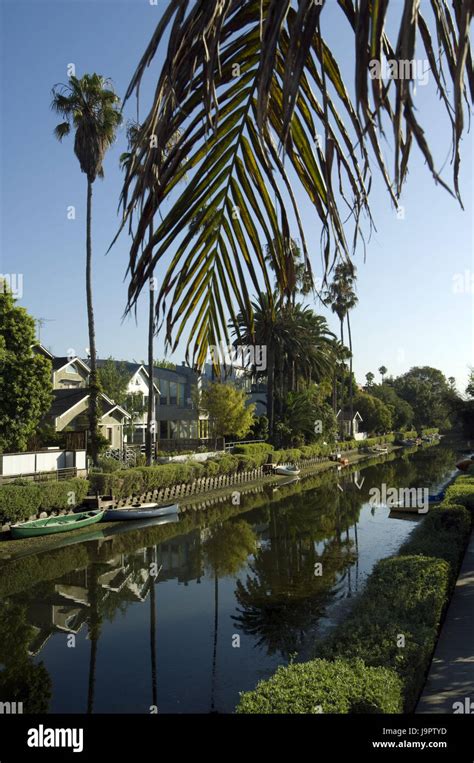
[66,363,77,374]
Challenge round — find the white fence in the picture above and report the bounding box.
[0,449,86,477]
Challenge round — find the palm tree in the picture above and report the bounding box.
[116,2,471,369]
[323,263,358,434]
[379,366,388,384]
[52,74,122,465]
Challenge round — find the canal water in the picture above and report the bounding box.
[0,443,458,714]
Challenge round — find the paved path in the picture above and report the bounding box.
[417,532,474,713]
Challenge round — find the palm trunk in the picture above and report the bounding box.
[146,276,155,466]
[267,344,275,440]
[210,572,219,712]
[86,179,99,466]
[347,313,354,438]
[150,563,157,708]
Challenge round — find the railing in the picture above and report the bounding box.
[224,439,266,451]
[0,467,78,485]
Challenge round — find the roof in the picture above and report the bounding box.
[336,409,363,421]
[52,357,91,374]
[49,389,130,420]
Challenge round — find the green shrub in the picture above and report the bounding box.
[421,428,439,436]
[95,456,125,473]
[400,504,471,581]
[317,555,450,710]
[236,659,403,714]
[0,478,89,524]
[232,443,273,456]
[443,476,474,515]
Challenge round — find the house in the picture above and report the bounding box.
[336,409,366,440]
[33,345,130,449]
[202,362,268,417]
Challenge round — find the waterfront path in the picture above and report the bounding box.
[417,531,474,713]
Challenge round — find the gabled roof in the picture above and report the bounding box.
[336,409,363,422]
[84,359,159,393]
[52,357,91,374]
[32,343,54,359]
[49,389,130,420]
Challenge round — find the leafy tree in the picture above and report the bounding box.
[277,384,337,447]
[394,367,453,430]
[117,1,471,367]
[199,382,255,446]
[365,372,375,388]
[466,369,474,399]
[97,358,130,406]
[0,286,53,452]
[52,73,122,465]
[354,392,392,435]
[378,366,387,383]
[371,384,414,431]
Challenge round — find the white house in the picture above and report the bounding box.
[336,409,366,440]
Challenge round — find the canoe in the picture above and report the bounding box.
[275,465,301,477]
[10,510,105,540]
[103,503,179,521]
[456,458,474,472]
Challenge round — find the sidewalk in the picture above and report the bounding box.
[417,532,474,713]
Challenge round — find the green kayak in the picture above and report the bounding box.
[10,510,105,540]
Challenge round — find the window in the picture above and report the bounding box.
[199,420,209,439]
[66,363,77,374]
[160,380,169,404]
[169,382,177,406]
[107,427,113,443]
[169,420,178,439]
[159,421,168,439]
[178,382,186,406]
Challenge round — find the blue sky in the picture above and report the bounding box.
[1,0,473,390]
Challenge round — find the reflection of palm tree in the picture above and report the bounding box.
[203,521,256,713]
[87,564,101,714]
[147,549,161,709]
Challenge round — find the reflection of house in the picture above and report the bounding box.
[34,344,130,449]
[336,409,366,440]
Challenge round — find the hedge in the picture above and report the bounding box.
[317,555,450,711]
[236,658,403,714]
[399,504,471,581]
[442,475,474,516]
[0,478,90,525]
[421,428,439,437]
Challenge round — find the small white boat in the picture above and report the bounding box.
[274,464,301,477]
[103,503,179,521]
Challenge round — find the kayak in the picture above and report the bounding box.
[456,458,474,472]
[275,465,301,477]
[10,510,105,540]
[103,503,179,521]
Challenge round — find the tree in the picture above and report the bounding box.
[371,383,414,431]
[97,358,145,438]
[354,392,392,435]
[0,286,53,452]
[52,73,122,465]
[199,382,255,446]
[466,369,474,399]
[394,367,453,430]
[323,263,358,435]
[117,2,471,368]
[378,366,387,383]
[365,372,375,389]
[277,384,337,447]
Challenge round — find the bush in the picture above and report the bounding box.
[442,476,474,516]
[232,443,273,456]
[317,555,450,711]
[400,504,471,581]
[421,428,439,436]
[0,478,89,524]
[236,658,403,714]
[95,456,125,473]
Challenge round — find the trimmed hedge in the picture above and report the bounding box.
[442,475,474,515]
[317,555,450,711]
[400,504,471,581]
[0,478,90,525]
[236,658,403,714]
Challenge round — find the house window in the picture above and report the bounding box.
[159,421,168,439]
[107,427,113,443]
[169,382,177,406]
[66,364,77,374]
[160,380,169,404]
[178,382,186,407]
[199,420,209,439]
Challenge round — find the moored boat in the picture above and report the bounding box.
[10,510,105,539]
[274,465,301,477]
[103,503,179,521]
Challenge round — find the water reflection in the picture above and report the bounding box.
[0,443,458,713]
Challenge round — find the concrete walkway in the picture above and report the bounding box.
[417,532,474,713]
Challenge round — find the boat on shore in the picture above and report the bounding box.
[274,465,301,477]
[10,510,105,540]
[102,503,179,521]
[370,446,389,454]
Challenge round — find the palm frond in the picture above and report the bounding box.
[119,0,472,368]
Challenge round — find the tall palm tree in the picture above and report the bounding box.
[52,74,122,465]
[116,1,471,369]
[379,365,388,384]
[324,263,357,435]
